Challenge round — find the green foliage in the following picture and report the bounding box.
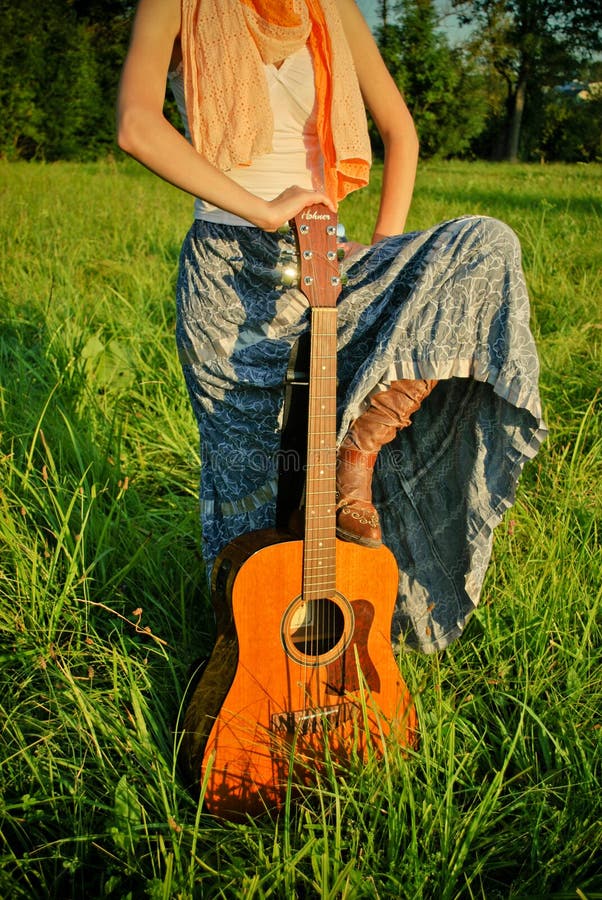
[451,0,602,160]
[536,91,602,162]
[1,158,601,898]
[1,0,601,164]
[375,0,489,159]
[0,0,132,160]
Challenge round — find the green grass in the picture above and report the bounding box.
[0,158,601,898]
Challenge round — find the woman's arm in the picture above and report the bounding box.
[335,0,419,241]
[117,0,333,229]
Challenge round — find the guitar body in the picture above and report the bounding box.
[180,529,416,818]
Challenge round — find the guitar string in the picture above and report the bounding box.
[309,311,337,678]
[297,218,340,717]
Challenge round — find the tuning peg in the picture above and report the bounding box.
[267,263,299,287]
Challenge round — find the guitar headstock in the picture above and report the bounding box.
[293,204,342,309]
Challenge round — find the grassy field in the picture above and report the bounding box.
[0,158,600,899]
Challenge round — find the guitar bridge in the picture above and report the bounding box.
[270,702,357,735]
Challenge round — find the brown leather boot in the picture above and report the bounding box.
[336,379,438,547]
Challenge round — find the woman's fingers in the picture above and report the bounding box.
[264,186,336,230]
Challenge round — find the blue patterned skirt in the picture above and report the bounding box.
[176,215,547,652]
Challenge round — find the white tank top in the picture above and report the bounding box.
[168,45,323,226]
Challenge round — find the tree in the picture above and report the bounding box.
[536,82,602,161]
[0,0,133,160]
[452,0,602,161]
[375,0,489,159]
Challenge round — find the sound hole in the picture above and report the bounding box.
[282,593,354,666]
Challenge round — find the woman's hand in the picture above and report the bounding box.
[257,185,336,231]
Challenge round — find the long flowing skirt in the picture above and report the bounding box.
[176,214,547,653]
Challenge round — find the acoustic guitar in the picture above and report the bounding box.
[179,205,416,818]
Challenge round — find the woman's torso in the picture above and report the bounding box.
[168,44,322,225]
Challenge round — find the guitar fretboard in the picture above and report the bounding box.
[302,307,337,600]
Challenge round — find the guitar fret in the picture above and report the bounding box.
[303,568,337,579]
[304,560,336,567]
[303,560,336,570]
[305,528,336,536]
[305,542,336,547]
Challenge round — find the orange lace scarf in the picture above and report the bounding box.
[181,0,371,203]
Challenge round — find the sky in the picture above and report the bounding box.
[356,0,470,44]
[357,0,377,28]
[356,0,379,29]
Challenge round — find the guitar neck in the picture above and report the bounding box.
[291,203,342,602]
[303,307,338,600]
